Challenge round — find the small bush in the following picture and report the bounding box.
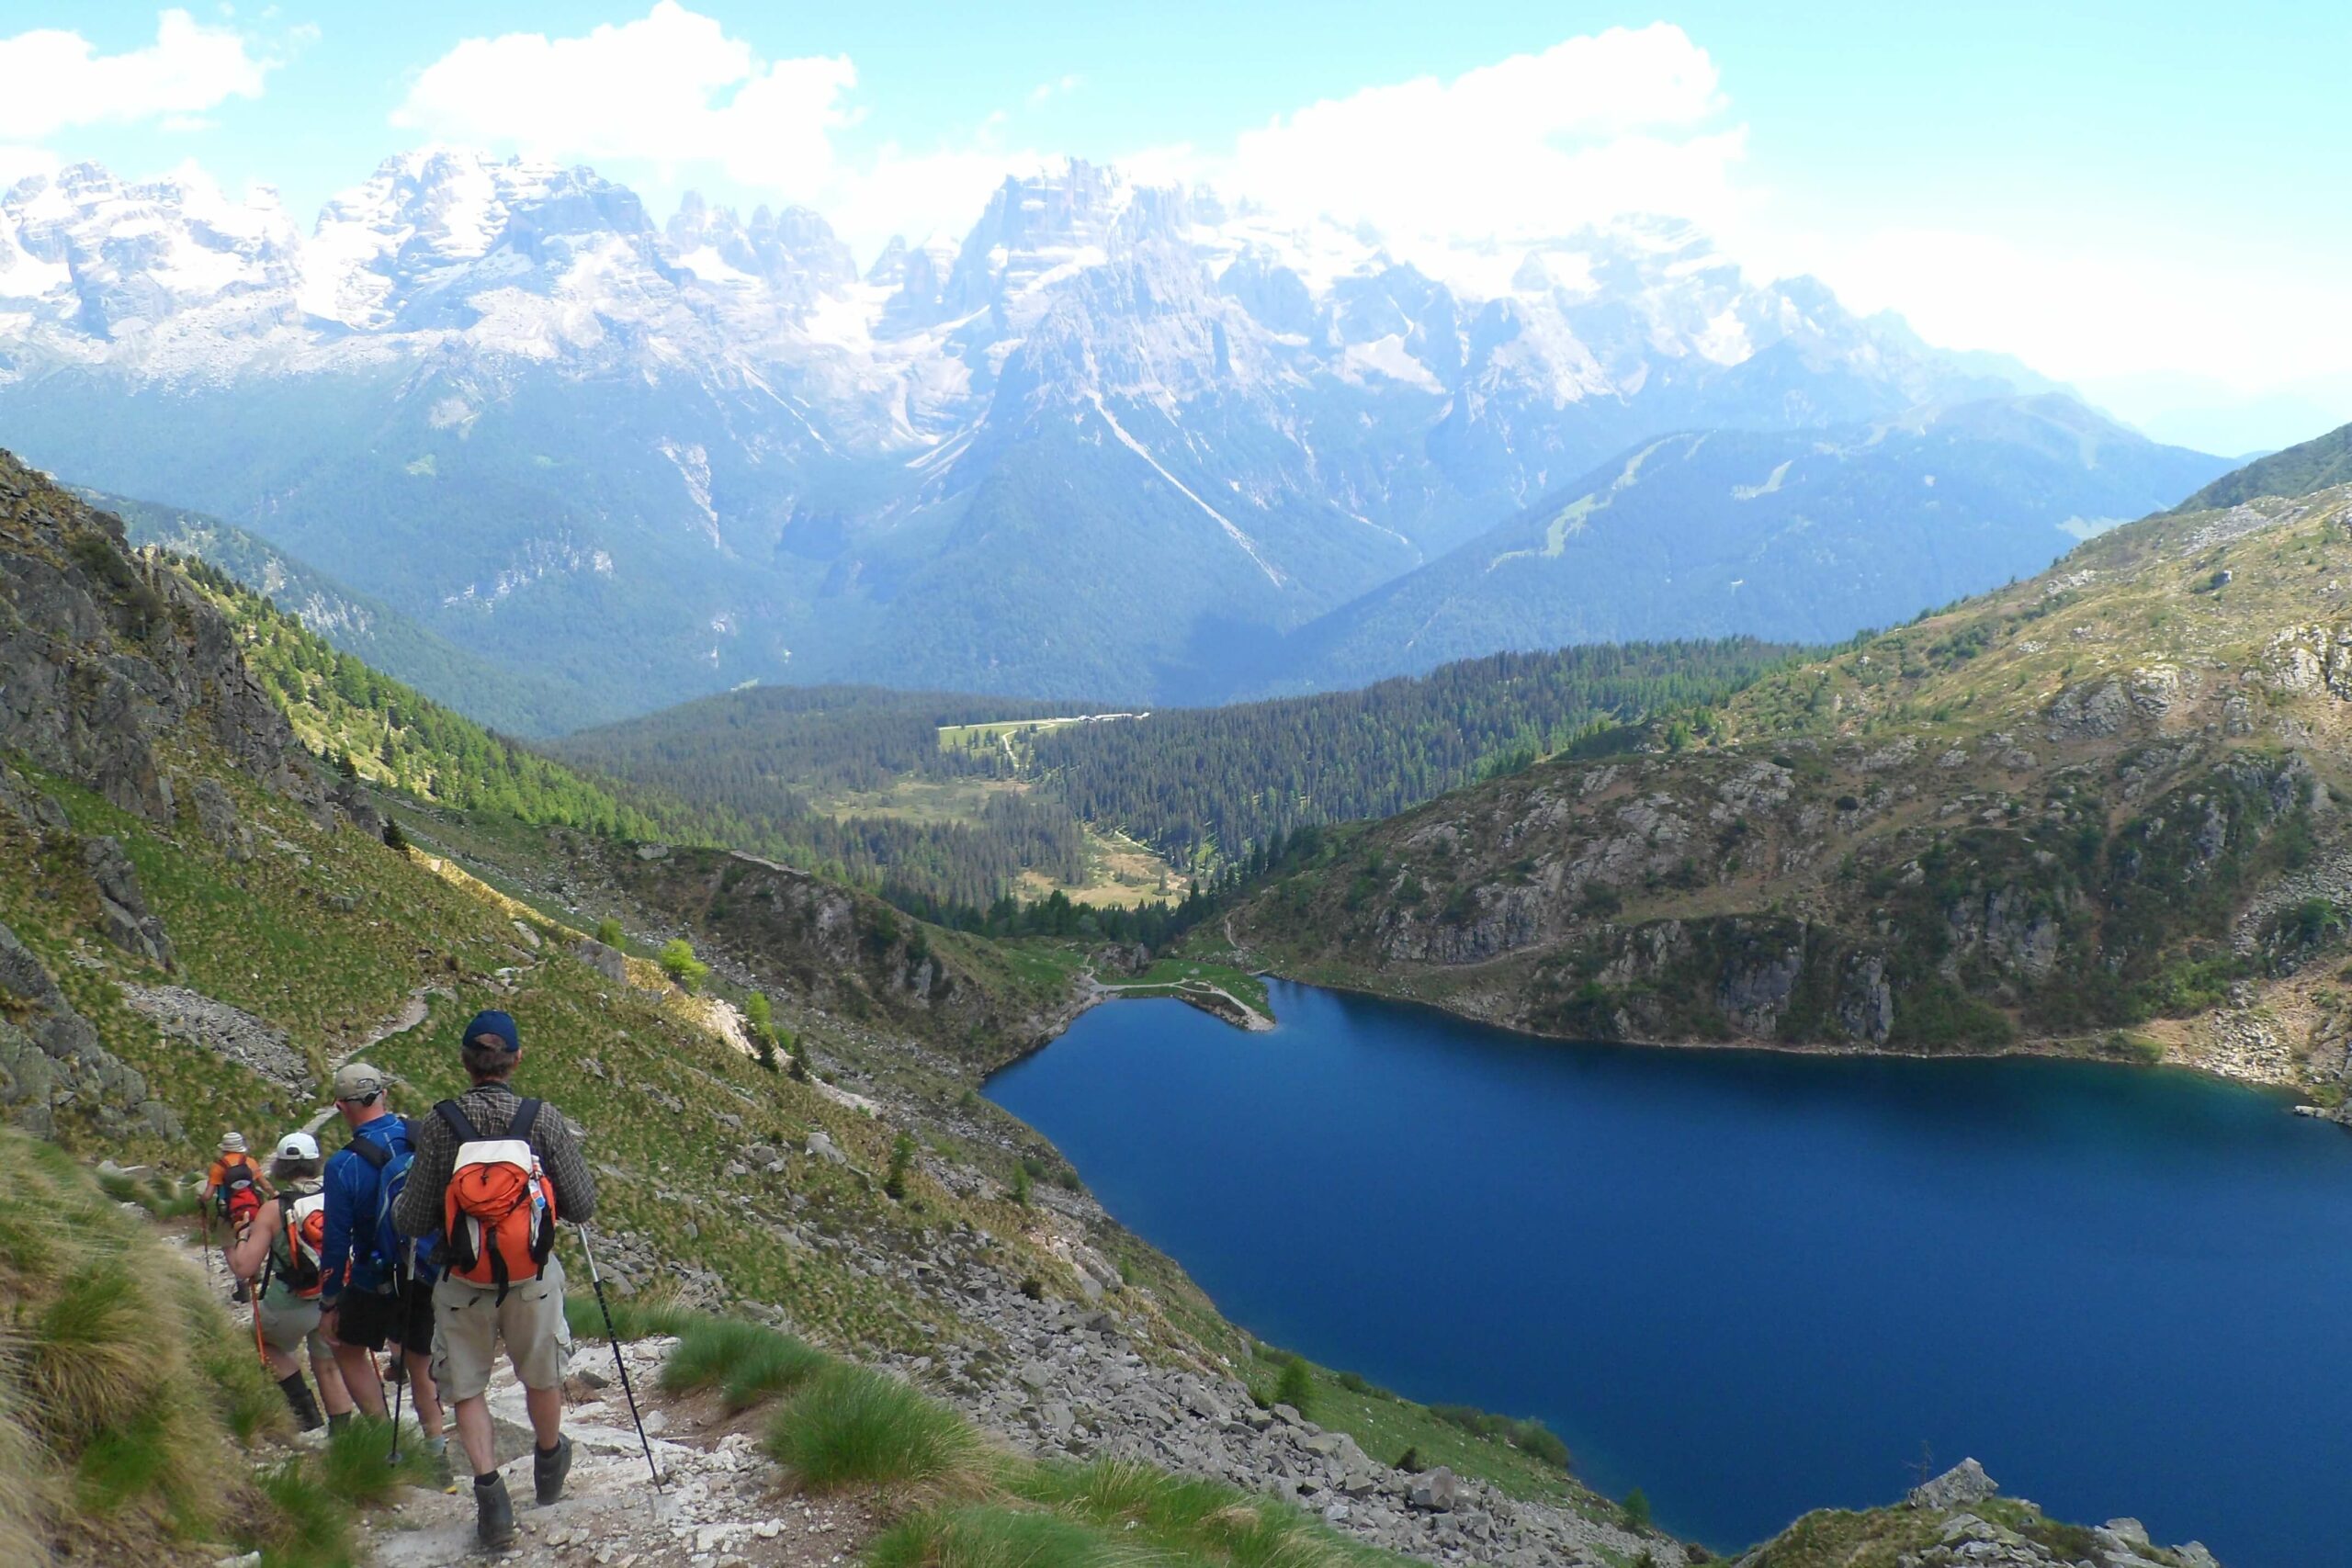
[594,917,625,948]
[1272,1359,1313,1415]
[885,1134,917,1202]
[1621,1486,1653,1531]
[662,1319,829,1413]
[763,1365,990,1497]
[658,938,710,992]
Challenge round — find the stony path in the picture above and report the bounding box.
[363,1336,874,1568]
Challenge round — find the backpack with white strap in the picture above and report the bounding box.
[269,1187,330,1299]
[434,1098,558,1303]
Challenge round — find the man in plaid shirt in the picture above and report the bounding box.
[394,1009,597,1550]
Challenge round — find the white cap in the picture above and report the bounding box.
[274,1131,320,1162]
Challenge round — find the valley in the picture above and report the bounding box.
[0,441,2267,1566]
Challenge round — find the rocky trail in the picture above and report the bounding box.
[363,1336,875,1568]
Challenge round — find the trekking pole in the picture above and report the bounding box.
[387,1245,411,1466]
[577,1225,663,1490]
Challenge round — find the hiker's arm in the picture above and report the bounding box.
[539,1110,598,1224]
[226,1203,275,1280]
[392,1116,451,1237]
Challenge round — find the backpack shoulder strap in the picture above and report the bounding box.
[509,1099,544,1143]
[435,1100,481,1143]
[348,1135,390,1169]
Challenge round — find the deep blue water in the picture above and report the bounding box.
[985,980,2352,1566]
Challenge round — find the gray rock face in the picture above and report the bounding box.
[1906,1457,1997,1509]
[189,777,253,859]
[0,919,179,1140]
[0,764,69,835]
[2044,677,2132,740]
[572,938,630,983]
[84,834,174,969]
[0,452,324,821]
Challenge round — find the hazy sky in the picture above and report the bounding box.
[6,2,2346,452]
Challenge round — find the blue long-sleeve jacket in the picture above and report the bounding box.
[318,1114,403,1304]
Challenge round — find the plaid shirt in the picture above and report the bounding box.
[391,1080,597,1237]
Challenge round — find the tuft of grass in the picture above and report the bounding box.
[866,1504,1156,1568]
[661,1318,830,1413]
[564,1292,699,1345]
[763,1364,992,1498]
[314,1417,436,1506]
[247,1458,355,1568]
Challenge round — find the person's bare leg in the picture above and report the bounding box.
[311,1346,356,1417]
[406,1351,446,1438]
[524,1383,564,1449]
[455,1394,497,1476]
[332,1340,387,1417]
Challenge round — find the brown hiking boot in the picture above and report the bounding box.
[474,1472,516,1548]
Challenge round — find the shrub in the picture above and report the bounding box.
[662,1318,829,1413]
[658,938,710,992]
[1621,1486,1653,1531]
[1272,1358,1313,1415]
[594,917,625,948]
[1010,1164,1032,1206]
[763,1365,990,1497]
[885,1134,917,1202]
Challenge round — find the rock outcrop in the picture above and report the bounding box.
[0,921,178,1140]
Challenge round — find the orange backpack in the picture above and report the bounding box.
[271,1190,329,1299]
[434,1099,558,1302]
[218,1155,263,1225]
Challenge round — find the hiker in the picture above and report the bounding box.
[202,1132,271,1302]
[316,1060,452,1470]
[393,1010,597,1550]
[226,1132,357,1432]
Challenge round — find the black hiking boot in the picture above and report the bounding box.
[474,1472,516,1549]
[533,1434,571,1505]
[277,1372,323,1431]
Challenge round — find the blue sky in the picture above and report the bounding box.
[6,3,2348,451]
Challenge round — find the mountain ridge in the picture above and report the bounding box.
[0,151,2186,719]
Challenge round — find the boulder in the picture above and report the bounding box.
[84,835,174,969]
[1408,1466,1458,1512]
[572,939,630,983]
[1906,1457,1997,1510]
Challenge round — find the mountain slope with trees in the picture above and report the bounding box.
[1231,426,2352,1092]
[1269,395,2231,691]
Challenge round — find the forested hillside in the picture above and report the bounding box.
[93,487,598,736]
[560,642,1804,880]
[1231,433,2352,1089]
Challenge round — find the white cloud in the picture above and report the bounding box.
[0,8,271,139]
[392,2,855,195]
[1185,24,1748,249]
[1028,74,1081,107]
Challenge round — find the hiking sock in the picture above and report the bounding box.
[327,1410,352,1436]
[533,1435,572,1505]
[277,1373,323,1431]
[474,1472,516,1548]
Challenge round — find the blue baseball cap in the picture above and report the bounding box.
[463,1010,520,1054]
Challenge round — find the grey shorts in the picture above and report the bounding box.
[429,1257,571,1402]
[258,1295,330,1359]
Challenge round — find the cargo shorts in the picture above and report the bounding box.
[258,1295,332,1359]
[428,1256,571,1402]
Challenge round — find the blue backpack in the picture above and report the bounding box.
[348,1117,437,1284]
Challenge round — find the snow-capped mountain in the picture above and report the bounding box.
[0,150,2201,721]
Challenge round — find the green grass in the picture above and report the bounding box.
[871,1459,1411,1568]
[312,1418,436,1506]
[1125,959,1270,1017]
[564,1292,701,1344]
[661,1317,831,1412]
[764,1363,995,1498]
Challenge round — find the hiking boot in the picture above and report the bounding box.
[231,1279,251,1304]
[474,1472,516,1549]
[426,1436,457,1493]
[277,1372,323,1432]
[533,1434,571,1505]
